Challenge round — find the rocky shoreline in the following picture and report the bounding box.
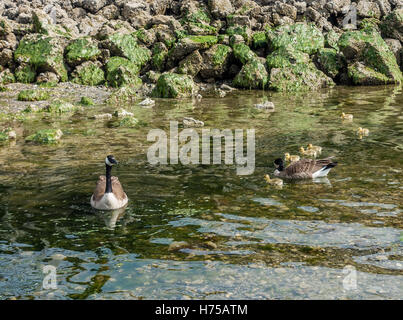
[0,0,402,99]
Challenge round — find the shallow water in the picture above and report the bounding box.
[0,84,402,299]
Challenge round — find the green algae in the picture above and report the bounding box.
[151,73,194,98]
[15,64,36,83]
[233,59,268,89]
[25,128,63,144]
[65,37,101,66]
[72,62,105,86]
[233,43,257,64]
[106,56,142,88]
[17,89,50,101]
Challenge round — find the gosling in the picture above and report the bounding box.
[264,174,283,187]
[284,152,300,162]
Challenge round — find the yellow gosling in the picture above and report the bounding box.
[307,144,322,154]
[357,127,369,136]
[264,174,283,187]
[341,112,353,120]
[299,147,317,157]
[285,153,300,162]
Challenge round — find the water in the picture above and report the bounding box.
[0,84,402,299]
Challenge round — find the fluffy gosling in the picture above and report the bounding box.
[284,153,300,162]
[264,174,283,187]
[299,147,317,157]
[341,112,353,120]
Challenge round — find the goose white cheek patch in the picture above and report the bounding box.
[105,157,113,166]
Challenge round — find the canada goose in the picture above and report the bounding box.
[341,112,353,120]
[307,143,322,154]
[357,127,369,136]
[273,157,337,179]
[264,174,283,187]
[299,147,317,157]
[90,155,128,210]
[284,152,300,162]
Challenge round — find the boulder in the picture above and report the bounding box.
[71,61,105,86]
[233,43,257,64]
[65,37,101,66]
[0,69,15,84]
[26,129,63,144]
[338,29,402,83]
[267,23,325,55]
[32,9,71,38]
[106,56,142,88]
[199,44,232,79]
[15,64,36,83]
[151,42,168,71]
[348,61,390,85]
[208,0,234,19]
[380,8,403,43]
[14,33,68,82]
[178,50,203,76]
[151,73,194,98]
[314,48,345,79]
[233,59,269,89]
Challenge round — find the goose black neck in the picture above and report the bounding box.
[278,164,284,171]
[105,164,112,194]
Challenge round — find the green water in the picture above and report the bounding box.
[0,84,402,299]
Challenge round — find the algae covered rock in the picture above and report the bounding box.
[45,100,80,113]
[269,64,334,92]
[71,61,105,86]
[0,128,16,142]
[338,29,402,83]
[151,73,194,98]
[106,56,142,88]
[65,37,101,66]
[233,59,268,89]
[380,8,403,43]
[17,89,50,101]
[26,129,63,144]
[252,31,268,49]
[14,34,67,82]
[119,116,140,128]
[104,33,151,69]
[151,42,168,71]
[0,69,15,84]
[266,46,309,70]
[267,23,324,54]
[178,50,203,76]
[200,44,232,79]
[233,43,257,64]
[15,64,36,83]
[181,6,217,35]
[80,96,94,106]
[314,48,344,79]
[348,61,390,85]
[32,9,72,38]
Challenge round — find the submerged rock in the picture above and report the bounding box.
[45,100,80,113]
[113,108,134,117]
[91,113,112,120]
[183,117,204,128]
[168,241,190,252]
[26,129,63,144]
[119,116,140,128]
[138,98,155,106]
[151,73,194,98]
[254,101,275,111]
[0,128,16,141]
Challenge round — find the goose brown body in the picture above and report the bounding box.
[274,157,337,179]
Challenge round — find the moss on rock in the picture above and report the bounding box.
[151,42,168,72]
[45,100,80,113]
[71,61,105,86]
[178,50,203,76]
[65,37,101,66]
[252,31,268,49]
[80,96,94,106]
[348,61,390,85]
[119,116,140,128]
[15,64,36,83]
[267,23,324,55]
[233,58,268,89]
[106,56,142,88]
[233,43,257,64]
[26,128,63,144]
[151,73,194,98]
[314,48,344,79]
[338,29,402,83]
[0,69,15,84]
[14,34,67,82]
[17,89,50,101]
[200,44,232,79]
[266,46,309,70]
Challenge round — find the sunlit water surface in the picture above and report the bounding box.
[0,84,402,299]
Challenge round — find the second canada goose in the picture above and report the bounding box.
[90,155,128,210]
[273,157,338,179]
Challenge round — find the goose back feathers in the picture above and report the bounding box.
[91,176,128,210]
[274,157,337,179]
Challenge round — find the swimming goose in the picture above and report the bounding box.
[264,174,283,187]
[299,147,317,157]
[284,153,300,162]
[341,112,353,120]
[90,155,128,210]
[273,157,337,179]
[307,143,322,154]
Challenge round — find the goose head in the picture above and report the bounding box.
[105,155,118,166]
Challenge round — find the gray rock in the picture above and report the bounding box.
[209,0,234,19]
[82,0,109,14]
[36,72,59,83]
[356,0,381,19]
[275,2,297,20]
[384,38,402,68]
